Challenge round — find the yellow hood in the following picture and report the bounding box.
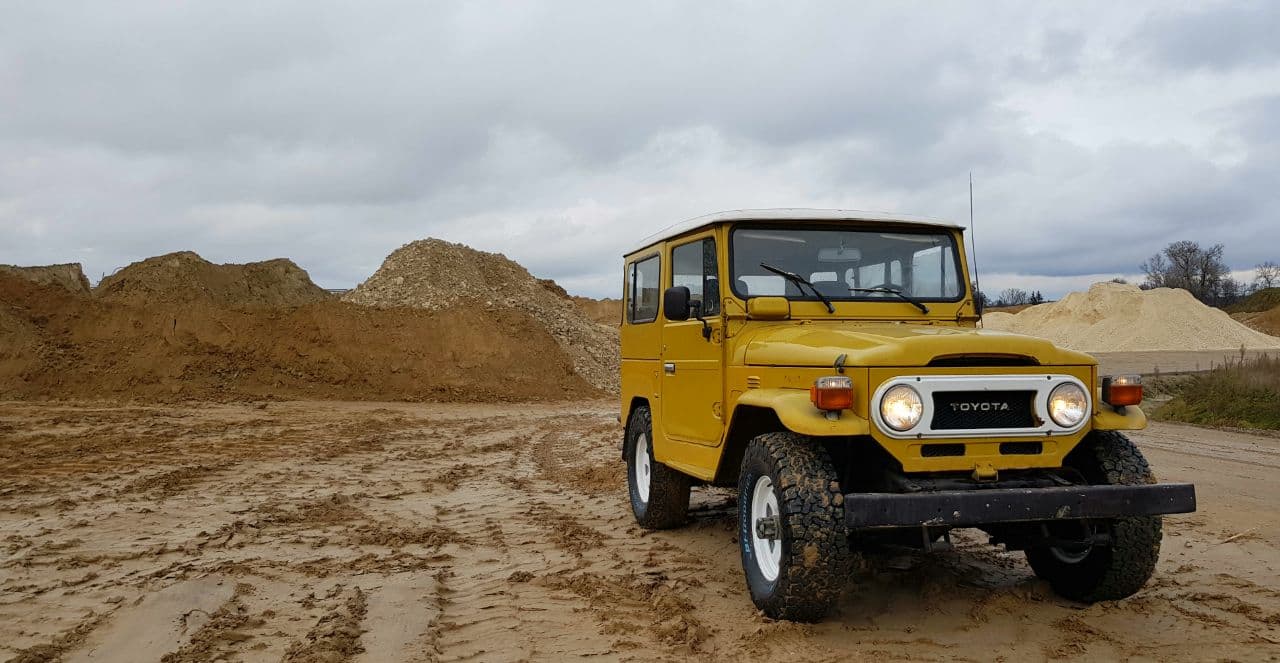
[739,322,1096,367]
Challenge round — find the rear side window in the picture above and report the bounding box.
[628,255,660,323]
[671,238,720,316]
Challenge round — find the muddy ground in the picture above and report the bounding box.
[2,400,1278,662]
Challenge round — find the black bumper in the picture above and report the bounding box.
[843,483,1196,529]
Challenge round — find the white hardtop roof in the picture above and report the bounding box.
[626,208,963,255]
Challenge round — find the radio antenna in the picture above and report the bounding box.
[968,172,983,322]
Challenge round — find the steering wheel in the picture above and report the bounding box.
[864,283,905,292]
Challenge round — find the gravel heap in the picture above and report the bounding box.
[983,282,1280,352]
[0,263,91,294]
[95,251,331,308]
[343,239,620,392]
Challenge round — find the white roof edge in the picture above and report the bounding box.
[625,208,964,255]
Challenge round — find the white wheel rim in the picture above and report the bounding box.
[634,433,651,503]
[750,476,782,582]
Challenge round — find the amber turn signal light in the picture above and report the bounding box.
[811,376,854,411]
[1102,375,1143,407]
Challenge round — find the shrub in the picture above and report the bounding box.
[1154,353,1280,429]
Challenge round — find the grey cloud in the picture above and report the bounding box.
[1128,2,1280,72]
[0,1,1277,299]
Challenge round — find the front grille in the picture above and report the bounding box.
[931,391,1036,430]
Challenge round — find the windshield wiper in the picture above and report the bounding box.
[848,287,930,314]
[759,262,835,313]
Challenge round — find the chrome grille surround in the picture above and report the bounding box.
[870,374,1091,439]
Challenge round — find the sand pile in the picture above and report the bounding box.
[96,251,332,307]
[0,263,92,294]
[344,239,619,391]
[0,272,595,402]
[573,297,622,326]
[983,282,1280,352]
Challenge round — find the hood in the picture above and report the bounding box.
[740,322,1096,367]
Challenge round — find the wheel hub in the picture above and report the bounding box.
[754,515,780,540]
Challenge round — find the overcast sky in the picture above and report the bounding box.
[2,1,1278,298]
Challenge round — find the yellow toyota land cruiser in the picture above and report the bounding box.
[619,209,1196,621]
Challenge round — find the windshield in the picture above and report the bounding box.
[731,226,964,302]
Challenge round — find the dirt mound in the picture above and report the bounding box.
[982,282,1280,352]
[0,272,594,402]
[343,239,619,392]
[1233,306,1280,337]
[573,297,622,326]
[0,263,91,294]
[1227,287,1280,314]
[95,251,331,308]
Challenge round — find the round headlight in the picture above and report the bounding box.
[1048,382,1088,427]
[880,384,924,431]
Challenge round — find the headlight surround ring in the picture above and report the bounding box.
[1047,382,1088,428]
[880,384,924,431]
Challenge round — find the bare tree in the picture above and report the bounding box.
[1140,240,1229,304]
[1256,261,1280,289]
[1140,252,1169,288]
[998,288,1029,306]
[1218,277,1243,305]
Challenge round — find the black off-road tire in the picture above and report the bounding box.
[1025,430,1162,602]
[738,432,849,622]
[625,406,690,530]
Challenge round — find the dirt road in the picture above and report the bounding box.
[1094,349,1276,376]
[2,401,1278,662]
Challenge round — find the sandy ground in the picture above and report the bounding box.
[2,400,1279,662]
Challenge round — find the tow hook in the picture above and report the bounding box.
[755,515,780,540]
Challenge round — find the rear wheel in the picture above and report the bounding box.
[738,432,848,622]
[1025,431,1162,602]
[625,406,690,529]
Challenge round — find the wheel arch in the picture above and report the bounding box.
[712,405,786,486]
[622,396,651,460]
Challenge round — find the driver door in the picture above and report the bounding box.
[659,235,724,446]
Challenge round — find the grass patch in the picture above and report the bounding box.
[1154,353,1280,429]
[1226,287,1280,313]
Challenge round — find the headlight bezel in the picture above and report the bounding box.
[879,383,924,431]
[1047,381,1089,428]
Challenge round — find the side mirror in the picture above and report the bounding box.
[663,286,691,321]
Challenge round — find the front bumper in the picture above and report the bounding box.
[843,483,1196,529]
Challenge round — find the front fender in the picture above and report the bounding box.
[1091,402,1148,431]
[734,388,871,437]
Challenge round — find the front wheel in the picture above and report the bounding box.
[738,432,848,622]
[1025,431,1162,602]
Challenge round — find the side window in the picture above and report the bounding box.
[628,255,661,323]
[671,238,720,316]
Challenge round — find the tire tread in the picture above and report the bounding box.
[1027,430,1162,602]
[739,432,848,621]
[626,406,690,530]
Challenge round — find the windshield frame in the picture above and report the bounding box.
[727,223,969,305]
